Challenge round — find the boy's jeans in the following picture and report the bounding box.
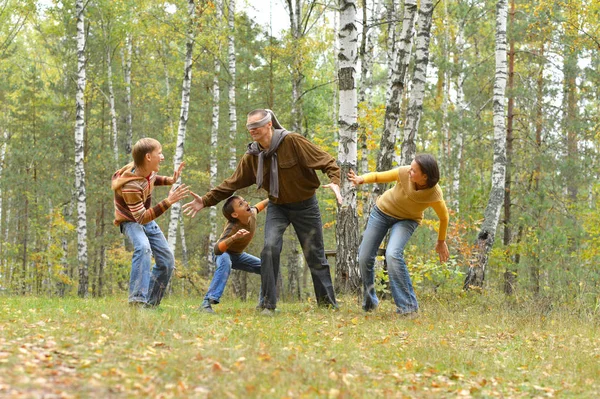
[358,206,419,313]
[121,220,174,306]
[204,252,261,303]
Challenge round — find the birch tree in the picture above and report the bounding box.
[400,0,435,165]
[335,0,360,293]
[74,0,89,297]
[121,34,133,155]
[463,0,508,289]
[207,1,222,274]
[167,0,197,252]
[104,25,119,165]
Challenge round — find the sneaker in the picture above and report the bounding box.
[396,311,419,320]
[129,301,146,308]
[260,308,275,317]
[199,299,216,314]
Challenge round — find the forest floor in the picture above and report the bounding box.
[0,292,599,398]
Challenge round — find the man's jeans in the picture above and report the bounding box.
[121,220,174,306]
[358,206,419,313]
[205,252,261,303]
[260,195,337,310]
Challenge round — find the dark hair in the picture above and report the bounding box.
[414,154,440,188]
[222,195,242,222]
[247,109,268,119]
[132,138,160,167]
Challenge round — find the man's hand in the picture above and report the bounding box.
[232,229,250,241]
[435,240,449,263]
[172,161,185,183]
[347,169,364,186]
[167,184,190,204]
[322,183,343,205]
[182,191,205,218]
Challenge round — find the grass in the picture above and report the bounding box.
[0,292,599,398]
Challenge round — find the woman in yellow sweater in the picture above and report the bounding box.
[348,154,449,317]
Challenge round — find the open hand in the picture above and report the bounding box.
[167,183,190,204]
[232,229,250,240]
[182,191,205,218]
[322,183,343,205]
[435,240,449,263]
[347,169,364,186]
[172,161,185,183]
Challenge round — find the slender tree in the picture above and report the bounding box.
[167,0,197,252]
[400,0,435,165]
[121,34,133,155]
[74,0,89,297]
[464,0,508,289]
[335,0,360,293]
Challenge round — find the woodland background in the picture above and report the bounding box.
[0,0,599,315]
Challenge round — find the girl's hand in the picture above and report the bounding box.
[435,240,449,263]
[347,169,364,186]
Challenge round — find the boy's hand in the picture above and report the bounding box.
[167,184,190,204]
[347,169,364,186]
[172,161,185,183]
[322,183,343,205]
[232,229,250,241]
[182,191,205,218]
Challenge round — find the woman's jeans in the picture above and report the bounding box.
[121,220,174,306]
[261,195,337,310]
[205,252,261,303]
[358,206,419,313]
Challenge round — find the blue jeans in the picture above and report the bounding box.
[358,206,419,313]
[205,252,261,303]
[261,195,337,310]
[121,220,174,306]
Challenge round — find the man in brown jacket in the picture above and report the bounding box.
[183,109,342,314]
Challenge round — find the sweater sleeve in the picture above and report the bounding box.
[430,201,449,241]
[121,182,172,224]
[254,199,269,213]
[202,155,257,207]
[293,135,341,185]
[361,168,400,184]
[214,222,237,255]
[154,175,174,186]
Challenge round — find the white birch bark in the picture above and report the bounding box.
[74,0,89,298]
[161,39,175,139]
[107,45,119,164]
[332,8,339,129]
[227,0,237,172]
[208,1,222,273]
[464,0,508,289]
[0,130,6,232]
[449,28,466,213]
[400,0,435,165]
[335,0,360,293]
[121,34,133,155]
[167,0,197,252]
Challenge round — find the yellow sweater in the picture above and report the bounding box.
[362,166,449,240]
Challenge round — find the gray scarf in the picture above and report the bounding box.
[246,110,289,198]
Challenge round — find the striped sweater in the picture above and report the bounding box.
[112,162,174,226]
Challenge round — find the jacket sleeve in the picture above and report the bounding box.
[202,155,257,207]
[214,222,237,255]
[292,135,341,185]
[430,200,449,241]
[121,182,171,224]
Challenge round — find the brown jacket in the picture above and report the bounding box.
[202,133,341,206]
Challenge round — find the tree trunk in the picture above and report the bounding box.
[208,1,222,274]
[286,0,305,134]
[107,43,118,165]
[335,0,360,294]
[450,27,466,213]
[464,0,508,290]
[502,0,516,295]
[167,0,197,253]
[227,0,238,173]
[0,130,6,266]
[400,0,435,165]
[121,34,133,155]
[74,0,89,298]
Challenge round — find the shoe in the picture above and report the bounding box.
[199,299,216,314]
[396,311,419,320]
[129,301,146,307]
[260,308,275,316]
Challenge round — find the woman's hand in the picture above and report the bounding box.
[347,169,364,186]
[435,240,449,263]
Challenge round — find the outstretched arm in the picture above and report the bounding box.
[182,191,204,218]
[431,201,450,263]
